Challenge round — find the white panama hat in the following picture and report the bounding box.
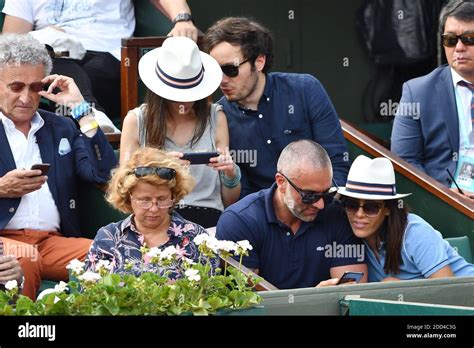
[338,155,412,200]
[138,36,222,102]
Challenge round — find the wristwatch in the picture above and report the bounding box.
[70,101,93,122]
[173,13,193,24]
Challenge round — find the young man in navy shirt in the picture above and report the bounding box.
[204,17,349,198]
[216,140,367,289]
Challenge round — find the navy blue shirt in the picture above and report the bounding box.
[219,72,349,198]
[216,184,364,289]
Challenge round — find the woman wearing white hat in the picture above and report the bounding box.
[120,37,240,227]
[338,155,474,282]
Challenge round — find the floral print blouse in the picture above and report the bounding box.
[84,212,218,280]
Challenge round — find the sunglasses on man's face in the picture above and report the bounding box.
[220,58,250,78]
[441,33,474,47]
[2,81,45,93]
[342,198,383,217]
[131,166,176,180]
[279,172,338,205]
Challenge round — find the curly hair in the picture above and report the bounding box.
[0,34,52,75]
[106,147,195,213]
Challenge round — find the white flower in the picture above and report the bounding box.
[182,257,195,265]
[237,240,253,251]
[146,247,162,259]
[206,237,220,254]
[160,245,178,261]
[78,271,102,283]
[193,233,211,246]
[4,280,17,291]
[217,240,236,253]
[37,281,69,300]
[54,281,69,293]
[66,259,85,275]
[185,268,201,282]
[95,259,113,273]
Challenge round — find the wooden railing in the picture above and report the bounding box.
[220,255,278,292]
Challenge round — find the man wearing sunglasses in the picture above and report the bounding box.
[0,34,118,300]
[216,140,367,289]
[204,17,349,199]
[391,0,474,199]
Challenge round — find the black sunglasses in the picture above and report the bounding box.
[220,58,250,77]
[131,166,176,180]
[342,198,383,217]
[441,33,474,47]
[279,172,338,205]
[1,80,45,93]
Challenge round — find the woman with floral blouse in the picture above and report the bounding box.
[84,147,218,279]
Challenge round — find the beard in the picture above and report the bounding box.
[283,187,318,223]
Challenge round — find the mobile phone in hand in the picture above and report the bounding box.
[337,271,364,285]
[182,152,220,165]
[30,163,51,176]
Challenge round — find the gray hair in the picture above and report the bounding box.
[0,34,52,75]
[439,0,474,33]
[277,140,332,177]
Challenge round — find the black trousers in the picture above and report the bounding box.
[46,51,121,124]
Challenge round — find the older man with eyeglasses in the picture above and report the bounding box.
[216,140,367,289]
[391,0,474,200]
[203,17,349,199]
[0,34,117,300]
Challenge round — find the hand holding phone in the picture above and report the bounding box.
[30,163,50,176]
[181,152,220,165]
[336,271,364,285]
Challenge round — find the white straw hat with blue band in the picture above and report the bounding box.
[138,36,222,102]
[338,155,412,200]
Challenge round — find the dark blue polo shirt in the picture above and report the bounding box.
[218,72,349,198]
[216,183,364,289]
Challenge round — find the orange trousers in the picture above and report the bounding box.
[0,229,92,301]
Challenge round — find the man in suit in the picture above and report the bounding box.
[0,34,117,299]
[203,17,349,198]
[391,0,474,198]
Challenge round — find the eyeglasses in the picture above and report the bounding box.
[130,167,176,180]
[342,198,383,217]
[220,58,250,77]
[130,194,175,210]
[279,172,338,205]
[0,80,45,93]
[441,33,474,47]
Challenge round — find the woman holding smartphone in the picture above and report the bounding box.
[338,155,474,282]
[120,37,240,227]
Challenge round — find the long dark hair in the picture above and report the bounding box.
[143,90,211,148]
[379,199,409,274]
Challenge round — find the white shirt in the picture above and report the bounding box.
[1,112,61,231]
[450,68,474,148]
[2,0,135,60]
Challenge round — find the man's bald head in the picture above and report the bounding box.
[277,140,332,178]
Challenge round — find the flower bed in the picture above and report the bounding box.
[0,234,262,315]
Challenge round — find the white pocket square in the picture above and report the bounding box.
[58,138,71,156]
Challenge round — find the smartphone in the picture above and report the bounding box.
[182,152,220,165]
[337,271,364,285]
[31,163,51,176]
